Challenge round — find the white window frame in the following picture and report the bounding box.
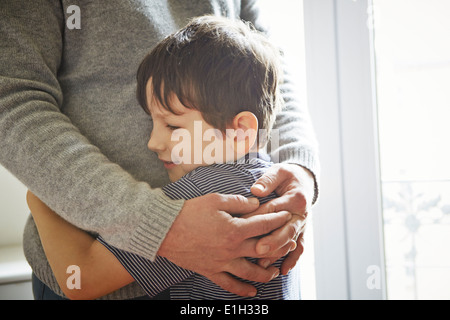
[303,0,386,299]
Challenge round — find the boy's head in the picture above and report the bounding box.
[136,15,283,181]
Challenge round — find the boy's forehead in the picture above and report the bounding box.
[145,80,186,116]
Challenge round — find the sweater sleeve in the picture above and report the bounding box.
[0,0,183,260]
[240,0,320,204]
[92,178,205,297]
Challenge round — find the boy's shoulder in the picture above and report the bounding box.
[186,154,272,183]
[162,154,277,203]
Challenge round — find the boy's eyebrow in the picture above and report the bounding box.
[162,106,186,117]
[149,104,186,118]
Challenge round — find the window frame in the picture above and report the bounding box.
[303,0,386,299]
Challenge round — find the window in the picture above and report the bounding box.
[303,0,450,299]
[373,0,450,299]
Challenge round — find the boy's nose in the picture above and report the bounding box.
[147,133,165,152]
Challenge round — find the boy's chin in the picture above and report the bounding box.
[167,169,183,182]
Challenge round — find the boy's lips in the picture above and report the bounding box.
[160,158,177,169]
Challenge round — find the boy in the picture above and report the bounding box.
[27,16,300,300]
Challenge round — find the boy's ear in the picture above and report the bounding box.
[231,111,258,133]
[232,111,258,130]
[229,111,259,153]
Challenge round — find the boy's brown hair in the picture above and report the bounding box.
[136,15,283,143]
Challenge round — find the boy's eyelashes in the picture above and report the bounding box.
[166,124,181,131]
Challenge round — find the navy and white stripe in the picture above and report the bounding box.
[99,156,300,300]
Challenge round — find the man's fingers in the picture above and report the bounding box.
[246,192,308,218]
[242,199,277,218]
[208,272,258,297]
[234,235,294,260]
[250,165,283,197]
[281,233,305,275]
[255,215,303,255]
[236,211,291,240]
[215,193,260,216]
[225,257,280,284]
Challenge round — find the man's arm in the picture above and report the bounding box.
[28,189,290,299]
[158,194,292,297]
[26,191,134,300]
[0,0,183,260]
[27,191,196,300]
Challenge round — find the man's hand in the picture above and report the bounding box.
[250,163,315,275]
[157,193,292,297]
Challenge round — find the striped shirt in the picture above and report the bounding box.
[99,156,301,300]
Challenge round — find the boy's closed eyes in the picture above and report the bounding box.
[166,124,181,131]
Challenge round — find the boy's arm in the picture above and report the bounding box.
[26,191,134,300]
[98,237,195,298]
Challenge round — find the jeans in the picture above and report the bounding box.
[31,273,168,300]
[31,274,68,300]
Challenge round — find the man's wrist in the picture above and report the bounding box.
[283,163,315,205]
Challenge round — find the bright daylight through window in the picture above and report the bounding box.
[373,0,450,299]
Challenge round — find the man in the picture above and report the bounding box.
[0,0,319,299]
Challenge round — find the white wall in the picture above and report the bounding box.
[0,166,32,300]
[0,166,29,247]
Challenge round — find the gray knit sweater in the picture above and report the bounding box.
[0,0,319,299]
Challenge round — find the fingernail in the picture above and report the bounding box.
[260,259,271,269]
[258,245,270,255]
[253,184,265,192]
[248,198,259,205]
[272,270,280,279]
[290,241,297,252]
[248,290,257,297]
